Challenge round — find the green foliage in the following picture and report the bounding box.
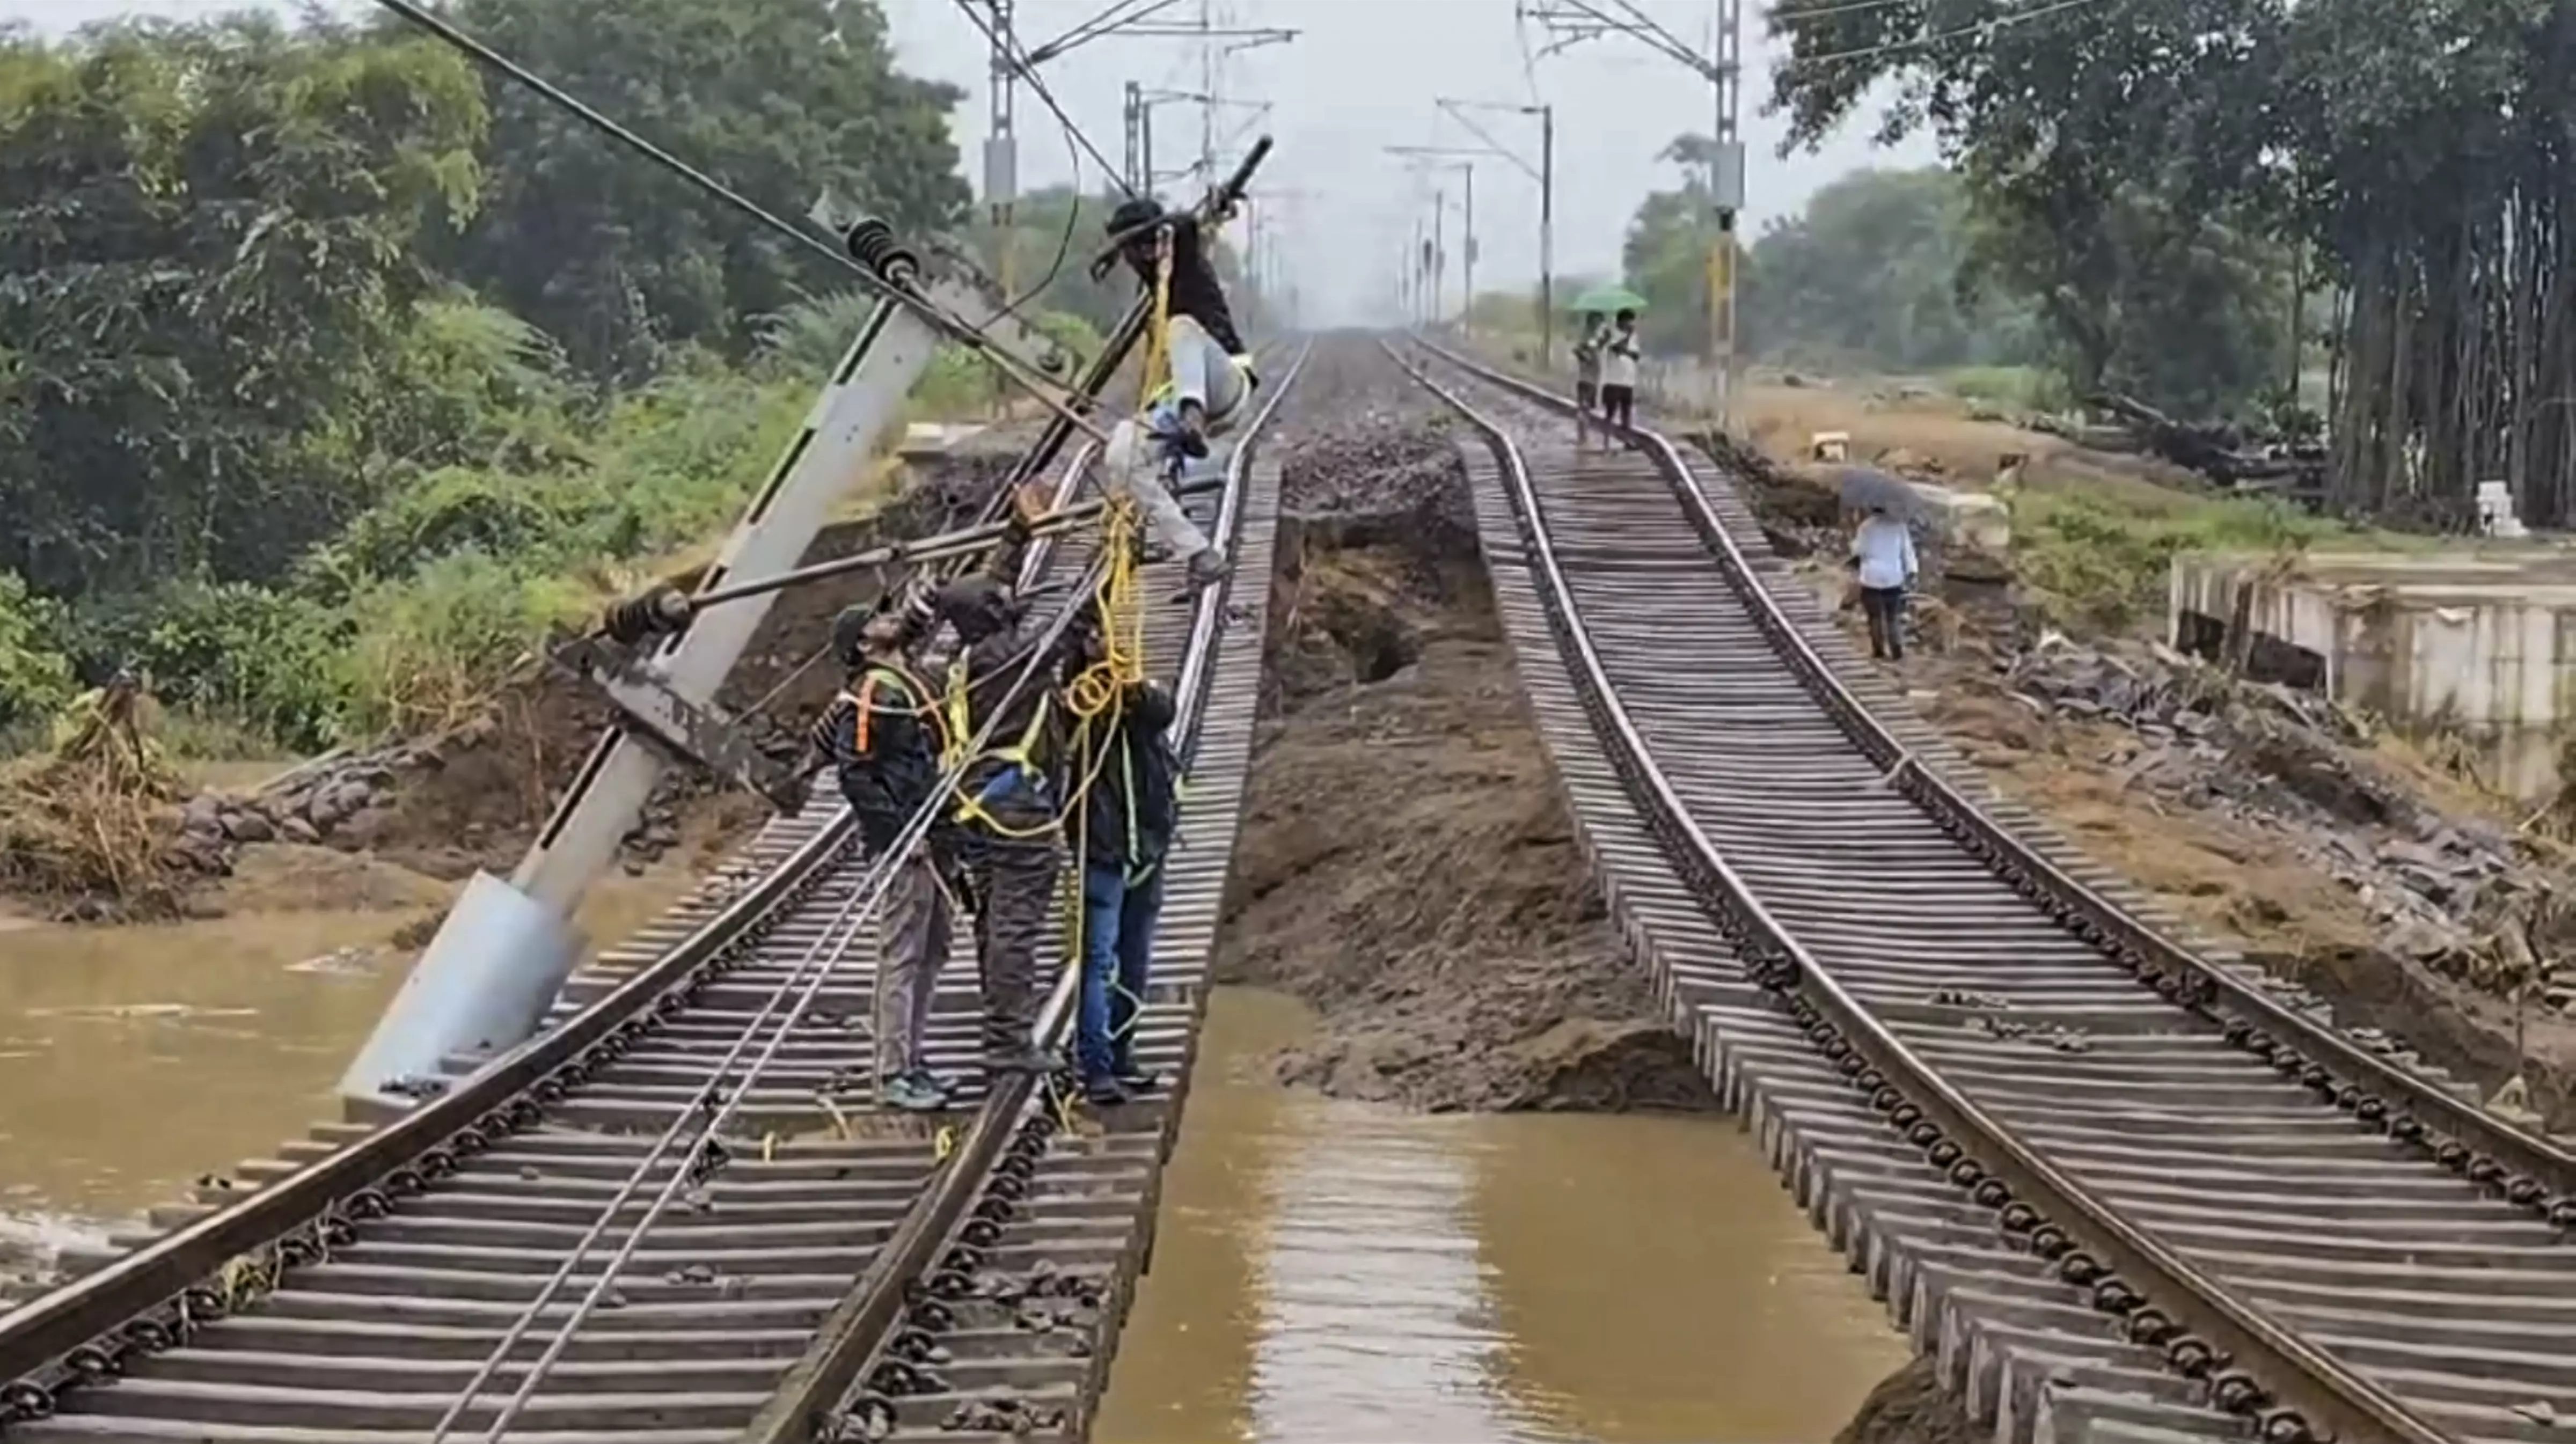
[0,2,1042,760]
[438,0,969,383]
[1742,168,2043,374]
[127,582,347,749]
[2006,487,2388,632]
[1943,365,2073,414]
[339,550,587,740]
[0,16,489,599]
[0,572,75,732]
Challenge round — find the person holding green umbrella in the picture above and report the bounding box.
[1569,286,1647,442]
[1598,307,1642,438]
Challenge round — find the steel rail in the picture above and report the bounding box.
[740,338,1312,1444]
[1390,339,2449,1444]
[1410,336,2576,1219]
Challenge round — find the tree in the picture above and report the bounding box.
[0,17,488,598]
[1738,166,2040,373]
[1768,0,2294,415]
[438,0,969,384]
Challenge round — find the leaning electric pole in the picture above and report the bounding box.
[1521,0,1746,421]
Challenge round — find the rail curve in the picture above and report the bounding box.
[1393,335,2576,1444]
[0,341,1306,1444]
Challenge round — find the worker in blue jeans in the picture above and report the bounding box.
[1070,674,1181,1106]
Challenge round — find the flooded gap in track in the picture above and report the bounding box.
[1097,364,1906,1443]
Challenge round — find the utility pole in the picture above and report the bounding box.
[1434,101,1555,362]
[1521,0,1745,420]
[1002,1,1293,200]
[1388,149,1479,335]
[983,0,1018,311]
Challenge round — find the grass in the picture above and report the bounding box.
[2004,485,2430,634]
[1942,364,2072,414]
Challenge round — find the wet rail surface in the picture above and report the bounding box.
[0,342,1306,1444]
[1392,337,2576,1444]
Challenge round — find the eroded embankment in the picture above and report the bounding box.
[1214,403,1711,1113]
[36,443,1033,932]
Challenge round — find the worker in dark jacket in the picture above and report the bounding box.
[931,485,1096,1076]
[808,591,958,1112]
[1067,672,1181,1105]
[1094,196,1257,593]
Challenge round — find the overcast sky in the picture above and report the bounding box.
[8,0,1937,325]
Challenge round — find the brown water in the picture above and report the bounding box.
[0,861,696,1263]
[1098,989,1908,1444]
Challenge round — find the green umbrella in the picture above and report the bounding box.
[1569,284,1649,313]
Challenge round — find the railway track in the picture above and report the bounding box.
[1393,336,2576,1444]
[0,342,1305,1444]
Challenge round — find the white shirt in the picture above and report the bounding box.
[1851,515,1917,590]
[1600,331,1640,388]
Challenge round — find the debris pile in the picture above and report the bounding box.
[1992,632,2564,1002]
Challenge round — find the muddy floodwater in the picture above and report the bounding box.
[0,864,694,1269]
[1097,989,1908,1444]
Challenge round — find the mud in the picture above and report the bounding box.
[1835,1357,1977,1444]
[1216,406,1713,1114]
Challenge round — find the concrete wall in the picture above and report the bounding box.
[2169,549,2576,798]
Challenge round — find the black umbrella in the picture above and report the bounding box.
[1834,465,1920,519]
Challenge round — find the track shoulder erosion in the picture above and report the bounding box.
[0,344,1302,1444]
[1394,336,2576,1444]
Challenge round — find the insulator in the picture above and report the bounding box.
[844,217,919,285]
[601,585,692,646]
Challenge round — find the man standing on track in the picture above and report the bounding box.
[1067,667,1181,1108]
[931,483,1097,1079]
[1597,309,1641,440]
[1849,501,1919,662]
[810,595,959,1112]
[1571,313,1606,451]
[1094,195,1258,595]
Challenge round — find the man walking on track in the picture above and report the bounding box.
[1849,501,1919,662]
[1572,313,1605,450]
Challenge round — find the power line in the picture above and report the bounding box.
[1780,0,2118,64]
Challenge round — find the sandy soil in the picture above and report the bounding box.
[1736,378,2202,505]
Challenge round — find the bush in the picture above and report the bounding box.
[338,549,588,741]
[2007,488,2372,633]
[130,582,348,751]
[0,571,75,733]
[1945,364,2072,414]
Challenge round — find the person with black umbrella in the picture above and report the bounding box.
[1849,498,1919,662]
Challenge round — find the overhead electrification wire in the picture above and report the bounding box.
[1783,0,2119,63]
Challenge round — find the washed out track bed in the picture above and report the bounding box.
[0,344,1305,1444]
[1393,336,2576,1444]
